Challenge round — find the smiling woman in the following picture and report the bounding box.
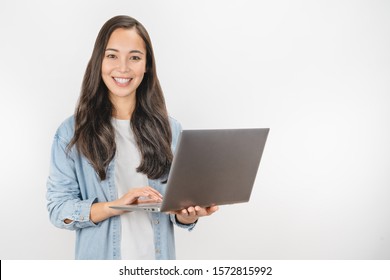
[69,16,171,182]
[46,15,218,260]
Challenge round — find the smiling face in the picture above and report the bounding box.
[101,28,147,105]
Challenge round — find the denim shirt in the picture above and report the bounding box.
[46,116,195,260]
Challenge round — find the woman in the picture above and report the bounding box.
[46,15,218,260]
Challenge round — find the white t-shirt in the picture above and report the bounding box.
[112,118,155,259]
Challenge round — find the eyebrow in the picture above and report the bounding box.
[105,48,145,55]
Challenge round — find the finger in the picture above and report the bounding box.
[143,186,163,198]
[187,206,198,216]
[207,205,219,214]
[136,198,159,204]
[193,205,219,216]
[139,189,163,201]
[123,189,160,204]
[192,206,206,216]
[140,192,162,201]
[131,187,160,197]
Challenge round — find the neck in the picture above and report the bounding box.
[110,93,136,120]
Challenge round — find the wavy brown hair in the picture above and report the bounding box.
[69,15,172,181]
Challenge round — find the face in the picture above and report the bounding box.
[101,28,147,102]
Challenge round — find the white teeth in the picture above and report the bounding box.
[114,77,131,84]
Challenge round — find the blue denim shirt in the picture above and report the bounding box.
[46,116,195,260]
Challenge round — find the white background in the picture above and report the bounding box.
[0,0,389,260]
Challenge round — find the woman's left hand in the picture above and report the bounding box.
[172,205,219,225]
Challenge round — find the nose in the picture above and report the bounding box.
[118,58,130,73]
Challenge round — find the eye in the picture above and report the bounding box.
[106,54,117,59]
[130,56,141,61]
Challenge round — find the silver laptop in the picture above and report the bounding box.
[109,128,269,212]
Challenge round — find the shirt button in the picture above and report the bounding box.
[154,219,159,225]
[155,249,161,254]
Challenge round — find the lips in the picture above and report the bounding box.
[113,77,132,86]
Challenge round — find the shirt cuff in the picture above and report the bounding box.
[61,198,97,229]
[170,213,197,231]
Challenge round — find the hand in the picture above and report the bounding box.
[172,205,219,225]
[118,186,162,204]
[88,187,162,224]
[107,186,163,215]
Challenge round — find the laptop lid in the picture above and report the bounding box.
[159,128,269,212]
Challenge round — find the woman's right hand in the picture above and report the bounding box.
[109,186,163,212]
[90,186,163,223]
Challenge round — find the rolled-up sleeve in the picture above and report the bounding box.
[46,132,97,230]
[169,214,197,231]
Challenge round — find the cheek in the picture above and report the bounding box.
[101,69,110,84]
[101,62,111,76]
[101,67,113,89]
[134,73,145,88]
[135,65,146,76]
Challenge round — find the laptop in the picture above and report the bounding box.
[109,128,269,212]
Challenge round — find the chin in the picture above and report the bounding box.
[109,89,135,98]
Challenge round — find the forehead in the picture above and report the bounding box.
[106,28,146,51]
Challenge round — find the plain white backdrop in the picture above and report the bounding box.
[0,0,389,259]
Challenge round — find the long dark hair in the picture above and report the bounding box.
[69,15,172,181]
